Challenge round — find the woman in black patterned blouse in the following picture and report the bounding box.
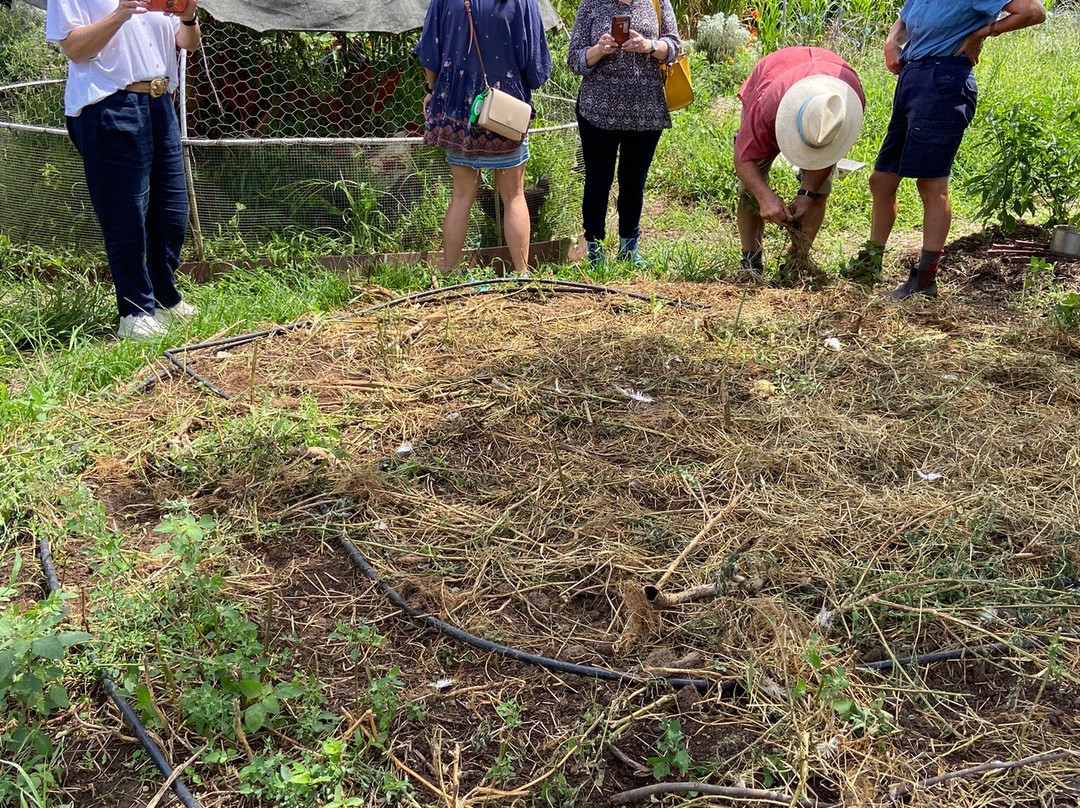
[568,0,681,268]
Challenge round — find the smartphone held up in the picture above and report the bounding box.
[146,0,190,12]
[611,14,630,46]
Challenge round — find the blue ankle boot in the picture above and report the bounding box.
[618,236,647,268]
[586,239,606,269]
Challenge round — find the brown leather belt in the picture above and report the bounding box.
[125,77,170,98]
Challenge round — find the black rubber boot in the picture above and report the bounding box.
[892,249,942,299]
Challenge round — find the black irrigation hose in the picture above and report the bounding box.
[857,632,1080,673]
[858,641,1022,672]
[340,522,1080,690]
[162,323,312,399]
[336,530,735,695]
[37,537,205,808]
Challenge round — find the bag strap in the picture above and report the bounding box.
[463,0,491,89]
[648,0,665,38]
[648,0,669,74]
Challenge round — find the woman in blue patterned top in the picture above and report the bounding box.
[846,0,1045,299]
[417,0,552,276]
[568,0,682,268]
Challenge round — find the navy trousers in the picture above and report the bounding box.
[576,109,662,243]
[67,91,188,318]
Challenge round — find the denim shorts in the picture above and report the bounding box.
[445,137,529,170]
[874,56,976,179]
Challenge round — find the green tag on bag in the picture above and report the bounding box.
[469,90,487,124]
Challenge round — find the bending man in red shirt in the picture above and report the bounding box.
[734,47,865,285]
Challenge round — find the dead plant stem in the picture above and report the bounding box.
[889,749,1079,799]
[655,484,747,590]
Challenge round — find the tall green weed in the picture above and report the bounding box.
[0,4,65,84]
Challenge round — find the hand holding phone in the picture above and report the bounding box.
[146,0,189,12]
[611,15,630,46]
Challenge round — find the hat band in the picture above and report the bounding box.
[796,96,825,150]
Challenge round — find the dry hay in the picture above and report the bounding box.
[57,277,1080,806]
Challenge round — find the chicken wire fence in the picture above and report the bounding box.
[0,11,581,257]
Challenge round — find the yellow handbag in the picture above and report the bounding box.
[649,0,693,111]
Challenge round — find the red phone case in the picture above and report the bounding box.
[146,0,190,13]
[612,15,630,45]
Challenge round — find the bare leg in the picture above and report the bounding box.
[869,170,902,246]
[494,163,530,275]
[736,193,764,253]
[798,196,828,247]
[442,165,481,273]
[916,176,951,251]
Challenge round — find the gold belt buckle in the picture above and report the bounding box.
[148,77,169,98]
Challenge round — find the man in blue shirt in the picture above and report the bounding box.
[845,0,1045,299]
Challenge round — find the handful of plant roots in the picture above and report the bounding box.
[778,221,827,287]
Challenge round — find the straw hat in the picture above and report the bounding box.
[775,75,863,171]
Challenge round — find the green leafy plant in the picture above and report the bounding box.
[798,636,891,736]
[648,717,691,778]
[762,753,794,789]
[488,698,523,782]
[0,756,70,808]
[964,102,1080,232]
[366,667,402,747]
[1025,256,1056,297]
[0,571,91,757]
[1053,291,1080,331]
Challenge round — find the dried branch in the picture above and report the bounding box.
[654,486,747,590]
[889,749,1080,799]
[607,781,818,807]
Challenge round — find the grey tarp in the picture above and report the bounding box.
[17,0,564,32]
[195,0,563,33]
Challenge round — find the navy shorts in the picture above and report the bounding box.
[874,56,976,179]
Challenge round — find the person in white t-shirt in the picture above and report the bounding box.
[45,0,201,340]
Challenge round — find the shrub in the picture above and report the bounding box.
[963,100,1080,232]
[695,12,750,63]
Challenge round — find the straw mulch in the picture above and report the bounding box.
[64,275,1080,807]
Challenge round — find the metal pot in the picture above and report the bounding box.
[1049,225,1080,258]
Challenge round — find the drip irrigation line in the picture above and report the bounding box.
[858,640,1022,672]
[167,322,310,356]
[337,530,734,695]
[857,631,1080,673]
[162,352,233,400]
[117,366,177,399]
[36,537,205,808]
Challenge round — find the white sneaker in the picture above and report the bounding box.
[154,299,198,326]
[117,313,168,341]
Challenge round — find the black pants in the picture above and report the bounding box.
[576,109,662,243]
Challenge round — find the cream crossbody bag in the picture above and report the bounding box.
[464,0,533,141]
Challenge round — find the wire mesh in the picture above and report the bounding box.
[0,6,582,256]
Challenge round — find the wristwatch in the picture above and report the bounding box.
[181,17,198,26]
[796,188,823,199]
[650,39,658,54]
